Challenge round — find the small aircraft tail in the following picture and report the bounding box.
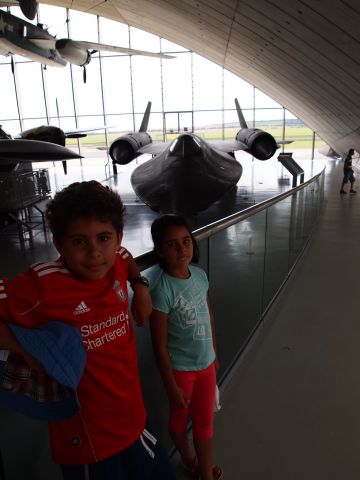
[139,101,152,132]
[235,98,248,129]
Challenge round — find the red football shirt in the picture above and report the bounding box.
[0,247,147,464]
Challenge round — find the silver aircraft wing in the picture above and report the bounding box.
[68,41,175,59]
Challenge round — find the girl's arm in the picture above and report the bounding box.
[207,294,220,372]
[127,257,152,327]
[150,309,189,409]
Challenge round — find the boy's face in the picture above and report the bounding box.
[54,217,122,281]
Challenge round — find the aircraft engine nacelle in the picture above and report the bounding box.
[55,39,92,66]
[109,132,152,165]
[236,128,277,160]
[17,126,66,146]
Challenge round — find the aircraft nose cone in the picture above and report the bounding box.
[169,134,202,157]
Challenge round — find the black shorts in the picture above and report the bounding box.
[60,425,176,480]
[343,170,355,183]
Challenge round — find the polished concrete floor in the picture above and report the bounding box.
[188,156,360,480]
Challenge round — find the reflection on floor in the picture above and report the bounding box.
[0,149,325,279]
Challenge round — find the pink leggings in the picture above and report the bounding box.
[169,362,216,440]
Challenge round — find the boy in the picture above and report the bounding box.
[0,181,176,480]
[340,148,356,194]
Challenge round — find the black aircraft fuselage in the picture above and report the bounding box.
[107,99,284,215]
[131,133,243,214]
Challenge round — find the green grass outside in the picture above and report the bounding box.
[69,126,325,150]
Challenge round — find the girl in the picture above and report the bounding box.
[150,214,222,480]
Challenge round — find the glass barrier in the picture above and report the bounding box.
[207,211,266,377]
[135,168,325,451]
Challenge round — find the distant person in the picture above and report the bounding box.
[38,169,50,197]
[150,214,222,480]
[0,181,176,480]
[340,148,356,194]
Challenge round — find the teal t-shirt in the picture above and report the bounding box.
[150,264,215,371]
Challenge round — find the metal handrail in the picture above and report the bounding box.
[135,166,325,271]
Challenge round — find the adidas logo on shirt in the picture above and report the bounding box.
[73,301,90,315]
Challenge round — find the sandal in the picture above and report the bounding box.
[183,458,223,480]
[212,465,223,479]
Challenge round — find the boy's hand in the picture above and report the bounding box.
[131,284,152,327]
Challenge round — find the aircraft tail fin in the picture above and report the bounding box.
[139,101,152,132]
[235,98,248,129]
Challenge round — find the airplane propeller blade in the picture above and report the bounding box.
[83,65,86,83]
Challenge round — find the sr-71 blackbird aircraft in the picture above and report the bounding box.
[0,120,113,173]
[0,8,174,81]
[0,126,82,172]
[107,99,289,214]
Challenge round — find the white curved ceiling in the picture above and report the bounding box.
[41,0,360,157]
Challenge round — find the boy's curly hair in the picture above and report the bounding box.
[46,181,126,240]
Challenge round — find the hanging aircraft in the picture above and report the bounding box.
[0,8,174,82]
[14,124,108,146]
[0,118,116,173]
[0,125,82,173]
[106,99,290,214]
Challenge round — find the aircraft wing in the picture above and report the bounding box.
[208,139,293,152]
[0,139,83,161]
[68,41,175,59]
[64,125,115,139]
[207,139,248,153]
[28,37,56,50]
[137,142,171,155]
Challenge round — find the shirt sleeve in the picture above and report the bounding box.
[150,278,171,314]
[0,270,42,327]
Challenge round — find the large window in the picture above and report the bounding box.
[0,3,324,155]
